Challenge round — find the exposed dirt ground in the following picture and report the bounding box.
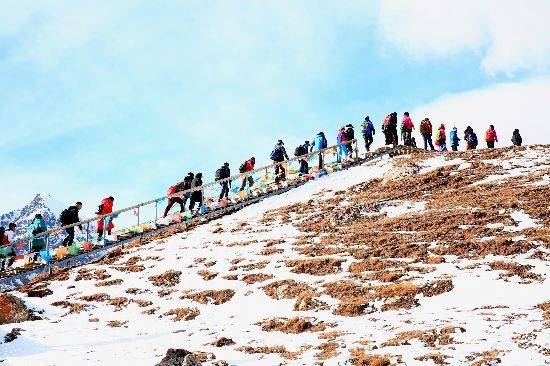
[5,145,549,366]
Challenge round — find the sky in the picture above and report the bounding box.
[1,0,549,217]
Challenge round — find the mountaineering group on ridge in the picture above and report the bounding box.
[0,112,525,271]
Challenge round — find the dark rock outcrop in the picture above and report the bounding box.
[156,348,201,366]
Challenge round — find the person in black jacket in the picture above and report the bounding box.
[511,129,522,146]
[295,141,310,174]
[189,173,203,211]
[271,140,289,179]
[60,202,83,247]
[181,172,194,209]
[344,124,355,158]
[216,163,231,200]
[389,112,398,147]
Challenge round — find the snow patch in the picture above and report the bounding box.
[504,211,540,232]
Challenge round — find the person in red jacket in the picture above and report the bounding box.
[485,125,498,148]
[239,157,255,191]
[97,196,115,238]
[434,124,447,152]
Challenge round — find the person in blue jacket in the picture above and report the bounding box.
[28,214,47,258]
[360,116,375,152]
[311,132,328,169]
[449,127,460,151]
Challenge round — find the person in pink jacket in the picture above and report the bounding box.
[485,125,498,148]
[401,112,414,146]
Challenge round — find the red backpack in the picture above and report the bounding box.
[167,181,185,196]
[167,185,177,196]
[485,130,495,142]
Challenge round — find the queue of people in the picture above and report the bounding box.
[379,112,522,152]
[0,115,526,272]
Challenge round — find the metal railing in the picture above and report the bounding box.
[5,139,362,264]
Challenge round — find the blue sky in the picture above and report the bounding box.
[1,0,549,216]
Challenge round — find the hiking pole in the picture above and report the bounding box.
[155,201,158,222]
[137,206,140,226]
[355,139,359,159]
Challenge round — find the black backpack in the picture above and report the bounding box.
[59,209,70,224]
[215,168,223,181]
[239,162,247,173]
[95,204,103,215]
[294,145,305,157]
[345,126,354,140]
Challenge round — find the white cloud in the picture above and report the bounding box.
[378,0,550,75]
[411,77,550,146]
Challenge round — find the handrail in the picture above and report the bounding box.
[12,139,359,244]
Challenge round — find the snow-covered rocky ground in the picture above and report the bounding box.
[1,146,549,366]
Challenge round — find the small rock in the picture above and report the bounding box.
[211,361,229,366]
[3,327,24,343]
[26,288,53,298]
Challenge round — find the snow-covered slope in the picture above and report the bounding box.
[0,193,65,241]
[1,146,549,366]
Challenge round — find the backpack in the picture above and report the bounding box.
[95,204,104,215]
[420,120,428,134]
[434,130,442,145]
[320,135,327,149]
[294,145,305,157]
[167,185,177,196]
[215,168,223,181]
[270,147,283,161]
[345,127,354,140]
[471,133,478,146]
[59,209,70,224]
[32,222,45,236]
[485,130,495,142]
[184,176,193,189]
[239,162,247,173]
